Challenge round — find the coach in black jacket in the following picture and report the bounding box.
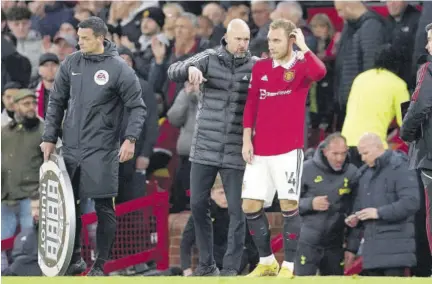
[297,133,357,276]
[167,19,257,276]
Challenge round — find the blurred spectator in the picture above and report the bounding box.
[52,33,77,62]
[333,0,389,131]
[309,13,340,145]
[180,174,259,276]
[201,2,225,45]
[198,15,217,47]
[30,53,59,119]
[223,3,250,29]
[162,2,184,40]
[2,9,9,33]
[116,46,159,204]
[386,0,420,90]
[271,1,317,52]
[1,82,22,127]
[2,196,42,276]
[249,0,274,51]
[167,82,199,212]
[1,89,43,269]
[74,4,94,23]
[345,133,419,277]
[149,12,210,113]
[29,1,74,39]
[6,6,44,76]
[297,134,357,275]
[107,1,159,45]
[412,2,432,75]
[131,6,167,80]
[342,44,409,167]
[58,21,78,39]
[1,33,32,94]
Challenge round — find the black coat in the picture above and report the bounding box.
[346,151,420,270]
[167,39,257,170]
[299,143,358,248]
[42,40,146,199]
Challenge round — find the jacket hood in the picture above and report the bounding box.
[1,36,16,58]
[348,10,387,30]
[217,37,251,66]
[313,141,349,173]
[374,150,407,170]
[82,39,118,62]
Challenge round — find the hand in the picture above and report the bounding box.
[312,196,330,211]
[119,140,135,163]
[183,268,193,277]
[289,28,309,52]
[344,251,356,270]
[184,81,200,94]
[120,35,135,51]
[242,139,254,164]
[42,35,52,53]
[40,142,56,162]
[151,36,167,64]
[188,66,207,85]
[345,214,359,228]
[355,208,379,221]
[136,156,149,170]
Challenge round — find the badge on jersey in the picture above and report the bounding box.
[94,70,109,86]
[283,70,295,82]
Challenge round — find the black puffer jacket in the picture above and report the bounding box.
[299,142,358,248]
[168,39,257,170]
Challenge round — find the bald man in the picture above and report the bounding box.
[168,19,257,276]
[345,133,420,276]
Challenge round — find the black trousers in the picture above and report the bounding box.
[420,169,432,257]
[71,167,117,262]
[170,155,191,212]
[295,242,344,276]
[364,267,406,277]
[189,162,245,271]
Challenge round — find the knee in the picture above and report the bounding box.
[280,200,299,212]
[190,196,209,215]
[242,199,264,214]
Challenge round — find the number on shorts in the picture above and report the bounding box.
[286,171,296,187]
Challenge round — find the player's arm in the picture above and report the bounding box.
[42,58,71,143]
[291,28,327,82]
[167,49,213,83]
[243,65,260,139]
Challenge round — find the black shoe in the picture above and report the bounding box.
[86,265,106,276]
[220,268,238,276]
[192,265,220,276]
[65,258,87,276]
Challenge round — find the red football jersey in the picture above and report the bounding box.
[243,51,327,156]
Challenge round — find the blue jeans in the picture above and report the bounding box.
[1,198,33,240]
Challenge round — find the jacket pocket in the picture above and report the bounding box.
[101,113,114,129]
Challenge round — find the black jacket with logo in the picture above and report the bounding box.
[299,143,358,247]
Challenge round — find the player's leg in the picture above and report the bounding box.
[273,149,304,277]
[242,156,279,276]
[219,167,246,275]
[189,163,219,275]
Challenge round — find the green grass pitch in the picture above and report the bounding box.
[2,277,431,284]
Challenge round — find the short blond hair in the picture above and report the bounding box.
[270,19,297,39]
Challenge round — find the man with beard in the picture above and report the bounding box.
[296,133,357,276]
[30,53,59,118]
[167,19,256,276]
[1,82,22,127]
[40,17,146,276]
[241,19,326,277]
[1,89,43,271]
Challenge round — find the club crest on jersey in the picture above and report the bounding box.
[283,70,295,82]
[94,70,109,86]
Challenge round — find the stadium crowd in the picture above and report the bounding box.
[1,0,432,277]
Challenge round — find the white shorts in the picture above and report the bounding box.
[242,149,304,208]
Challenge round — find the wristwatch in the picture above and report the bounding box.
[125,136,137,143]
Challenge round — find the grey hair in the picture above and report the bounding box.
[426,22,432,32]
[277,1,303,19]
[163,2,184,13]
[251,0,276,10]
[179,12,199,28]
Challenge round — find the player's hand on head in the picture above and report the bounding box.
[290,28,308,51]
[188,66,207,85]
[119,140,135,163]
[242,140,254,164]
